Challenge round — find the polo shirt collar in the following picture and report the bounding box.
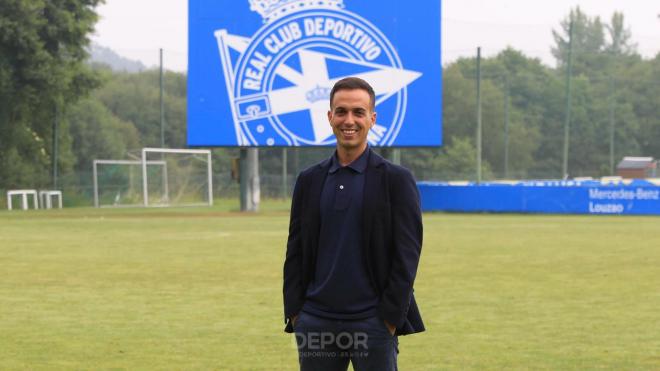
[329,146,370,174]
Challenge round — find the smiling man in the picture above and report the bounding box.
[283,77,425,371]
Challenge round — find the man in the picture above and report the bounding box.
[283,77,424,370]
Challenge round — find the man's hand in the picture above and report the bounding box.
[384,320,396,336]
[290,314,299,327]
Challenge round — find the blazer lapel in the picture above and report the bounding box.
[362,149,385,257]
[306,159,331,262]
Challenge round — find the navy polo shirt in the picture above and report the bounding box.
[302,147,379,319]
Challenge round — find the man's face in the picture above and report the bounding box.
[327,89,376,151]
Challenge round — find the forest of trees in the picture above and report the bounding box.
[1,3,659,202]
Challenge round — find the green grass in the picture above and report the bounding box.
[1,203,659,370]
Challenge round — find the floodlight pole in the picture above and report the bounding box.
[159,48,165,149]
[562,21,574,179]
[206,151,213,206]
[142,150,149,207]
[93,160,99,208]
[476,47,482,184]
[160,48,165,148]
[609,75,616,175]
[52,103,59,189]
[503,75,510,179]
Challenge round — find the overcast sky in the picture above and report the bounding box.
[91,0,660,72]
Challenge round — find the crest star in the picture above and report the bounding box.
[216,30,421,144]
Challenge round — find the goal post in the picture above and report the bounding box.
[141,148,213,207]
[93,159,167,208]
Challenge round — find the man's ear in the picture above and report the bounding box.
[370,111,377,128]
[327,110,333,123]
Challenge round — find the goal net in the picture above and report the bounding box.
[93,160,166,208]
[141,148,213,207]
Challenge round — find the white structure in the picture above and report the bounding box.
[142,148,213,207]
[39,190,63,209]
[93,148,213,208]
[7,189,39,210]
[93,159,166,208]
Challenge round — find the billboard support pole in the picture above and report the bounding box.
[282,148,288,199]
[392,148,401,165]
[240,148,260,212]
[380,148,401,165]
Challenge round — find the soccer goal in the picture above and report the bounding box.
[141,148,213,207]
[93,159,167,208]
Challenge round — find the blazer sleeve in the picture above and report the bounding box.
[283,172,305,324]
[378,167,423,328]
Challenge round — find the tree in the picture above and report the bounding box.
[605,12,637,56]
[0,0,102,189]
[625,54,660,158]
[439,50,551,179]
[548,8,655,176]
[66,97,140,172]
[552,7,608,78]
[93,69,187,149]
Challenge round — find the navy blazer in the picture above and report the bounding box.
[283,148,424,336]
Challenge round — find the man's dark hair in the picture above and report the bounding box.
[329,77,376,111]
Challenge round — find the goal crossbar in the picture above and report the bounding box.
[141,148,213,207]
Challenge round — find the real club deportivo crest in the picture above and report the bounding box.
[215,0,421,146]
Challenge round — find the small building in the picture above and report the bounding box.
[616,157,657,179]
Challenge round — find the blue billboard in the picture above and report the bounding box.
[188,0,442,147]
[418,181,660,215]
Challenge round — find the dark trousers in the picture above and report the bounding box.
[294,311,398,371]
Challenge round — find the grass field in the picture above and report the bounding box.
[1,201,659,370]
